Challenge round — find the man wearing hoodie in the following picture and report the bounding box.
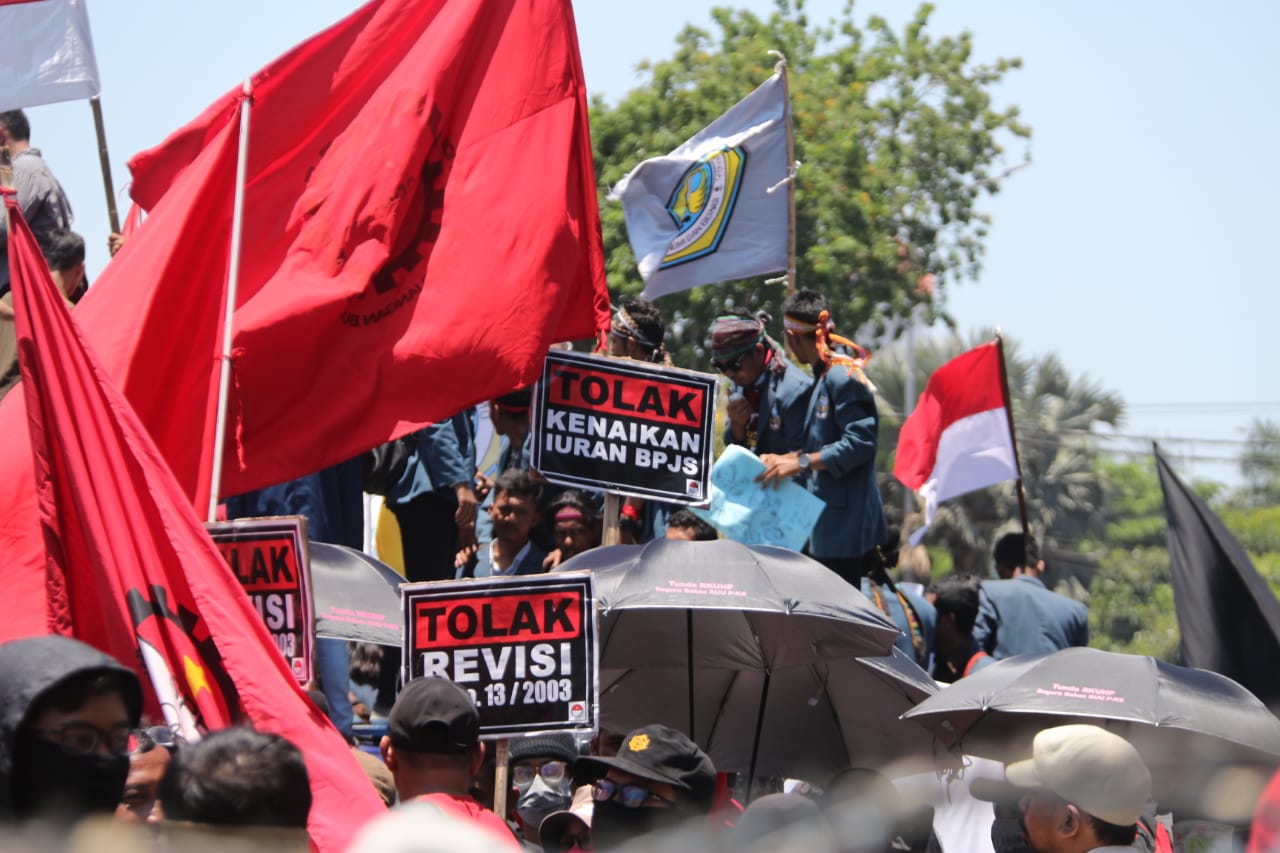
[0,635,142,823]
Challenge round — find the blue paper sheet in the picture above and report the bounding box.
[691,445,825,551]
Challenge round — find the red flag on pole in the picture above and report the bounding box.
[894,341,1020,542]
[0,0,608,637]
[5,191,384,851]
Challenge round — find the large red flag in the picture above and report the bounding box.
[0,0,608,637]
[5,191,384,851]
[894,341,1020,542]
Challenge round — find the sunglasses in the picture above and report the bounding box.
[34,721,134,756]
[712,353,749,373]
[591,777,678,809]
[133,725,185,753]
[512,759,568,789]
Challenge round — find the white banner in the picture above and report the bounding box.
[0,0,101,112]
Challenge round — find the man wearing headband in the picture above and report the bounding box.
[759,290,887,583]
[609,299,671,365]
[707,309,811,455]
[545,490,602,564]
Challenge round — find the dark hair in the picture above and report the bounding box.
[619,299,666,360]
[493,468,542,504]
[158,727,312,829]
[993,532,1038,571]
[348,642,384,688]
[781,289,829,326]
[1084,813,1139,846]
[932,575,982,634]
[0,110,30,142]
[305,688,330,717]
[24,670,139,728]
[39,229,86,272]
[494,385,532,410]
[666,509,717,540]
[546,489,600,524]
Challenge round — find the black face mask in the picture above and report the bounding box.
[990,816,1037,853]
[591,801,690,851]
[11,736,130,819]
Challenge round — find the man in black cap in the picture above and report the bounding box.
[379,677,520,850]
[576,723,717,850]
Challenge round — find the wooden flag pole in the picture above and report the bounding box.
[206,81,253,522]
[493,738,512,823]
[88,97,120,234]
[994,332,1030,538]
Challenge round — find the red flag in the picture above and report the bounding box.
[0,0,607,635]
[5,192,384,851]
[894,341,1019,541]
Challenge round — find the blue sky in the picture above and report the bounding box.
[19,0,1279,487]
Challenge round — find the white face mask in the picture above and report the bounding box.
[516,774,571,829]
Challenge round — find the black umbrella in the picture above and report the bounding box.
[903,646,1280,815]
[559,539,908,783]
[308,542,404,646]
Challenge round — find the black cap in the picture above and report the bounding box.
[387,677,479,754]
[509,732,578,765]
[576,724,716,805]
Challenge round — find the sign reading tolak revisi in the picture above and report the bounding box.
[531,349,717,503]
[207,517,314,684]
[402,573,598,738]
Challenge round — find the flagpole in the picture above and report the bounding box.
[88,97,120,234]
[206,80,253,523]
[994,332,1030,538]
[773,52,797,297]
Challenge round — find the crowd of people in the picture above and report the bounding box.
[4,107,1280,852]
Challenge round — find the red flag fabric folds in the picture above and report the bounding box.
[0,0,608,636]
[6,192,384,852]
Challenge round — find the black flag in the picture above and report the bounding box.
[1155,444,1280,706]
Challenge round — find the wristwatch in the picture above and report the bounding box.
[796,452,811,472]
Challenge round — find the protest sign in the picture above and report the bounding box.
[692,444,825,550]
[207,517,314,684]
[402,572,597,737]
[531,350,716,503]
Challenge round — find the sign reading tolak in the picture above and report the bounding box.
[403,573,598,738]
[207,517,313,685]
[531,349,717,503]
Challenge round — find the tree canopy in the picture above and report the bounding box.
[590,0,1030,367]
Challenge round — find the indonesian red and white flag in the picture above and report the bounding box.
[0,0,101,111]
[894,341,1019,543]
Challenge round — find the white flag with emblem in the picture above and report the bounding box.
[610,72,789,301]
[0,0,101,112]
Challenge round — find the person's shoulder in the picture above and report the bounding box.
[822,365,875,399]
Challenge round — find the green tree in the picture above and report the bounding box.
[1239,418,1280,508]
[589,1,1030,368]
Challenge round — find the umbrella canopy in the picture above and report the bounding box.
[308,543,404,646]
[560,539,913,781]
[903,646,1280,816]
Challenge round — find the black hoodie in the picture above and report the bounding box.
[0,635,142,817]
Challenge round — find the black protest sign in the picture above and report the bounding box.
[207,517,314,684]
[531,349,717,503]
[402,572,597,738]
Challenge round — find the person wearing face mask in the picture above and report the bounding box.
[0,635,142,825]
[574,724,716,851]
[507,733,578,848]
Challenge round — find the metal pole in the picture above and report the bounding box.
[902,309,917,520]
[745,670,770,802]
[206,81,253,522]
[994,333,1030,538]
[88,97,120,233]
[776,55,797,297]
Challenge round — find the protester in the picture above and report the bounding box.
[157,726,312,834]
[824,767,937,853]
[760,289,886,584]
[973,724,1151,853]
[864,529,935,668]
[0,109,74,293]
[462,467,548,578]
[0,635,142,824]
[543,489,603,567]
[115,725,182,823]
[931,574,995,682]
[508,732,578,847]
[379,677,520,849]
[608,298,671,365]
[664,508,718,541]
[708,308,811,455]
[346,800,523,853]
[474,386,535,548]
[974,532,1089,659]
[540,784,594,853]
[576,723,717,850]
[729,791,836,853]
[386,412,480,583]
